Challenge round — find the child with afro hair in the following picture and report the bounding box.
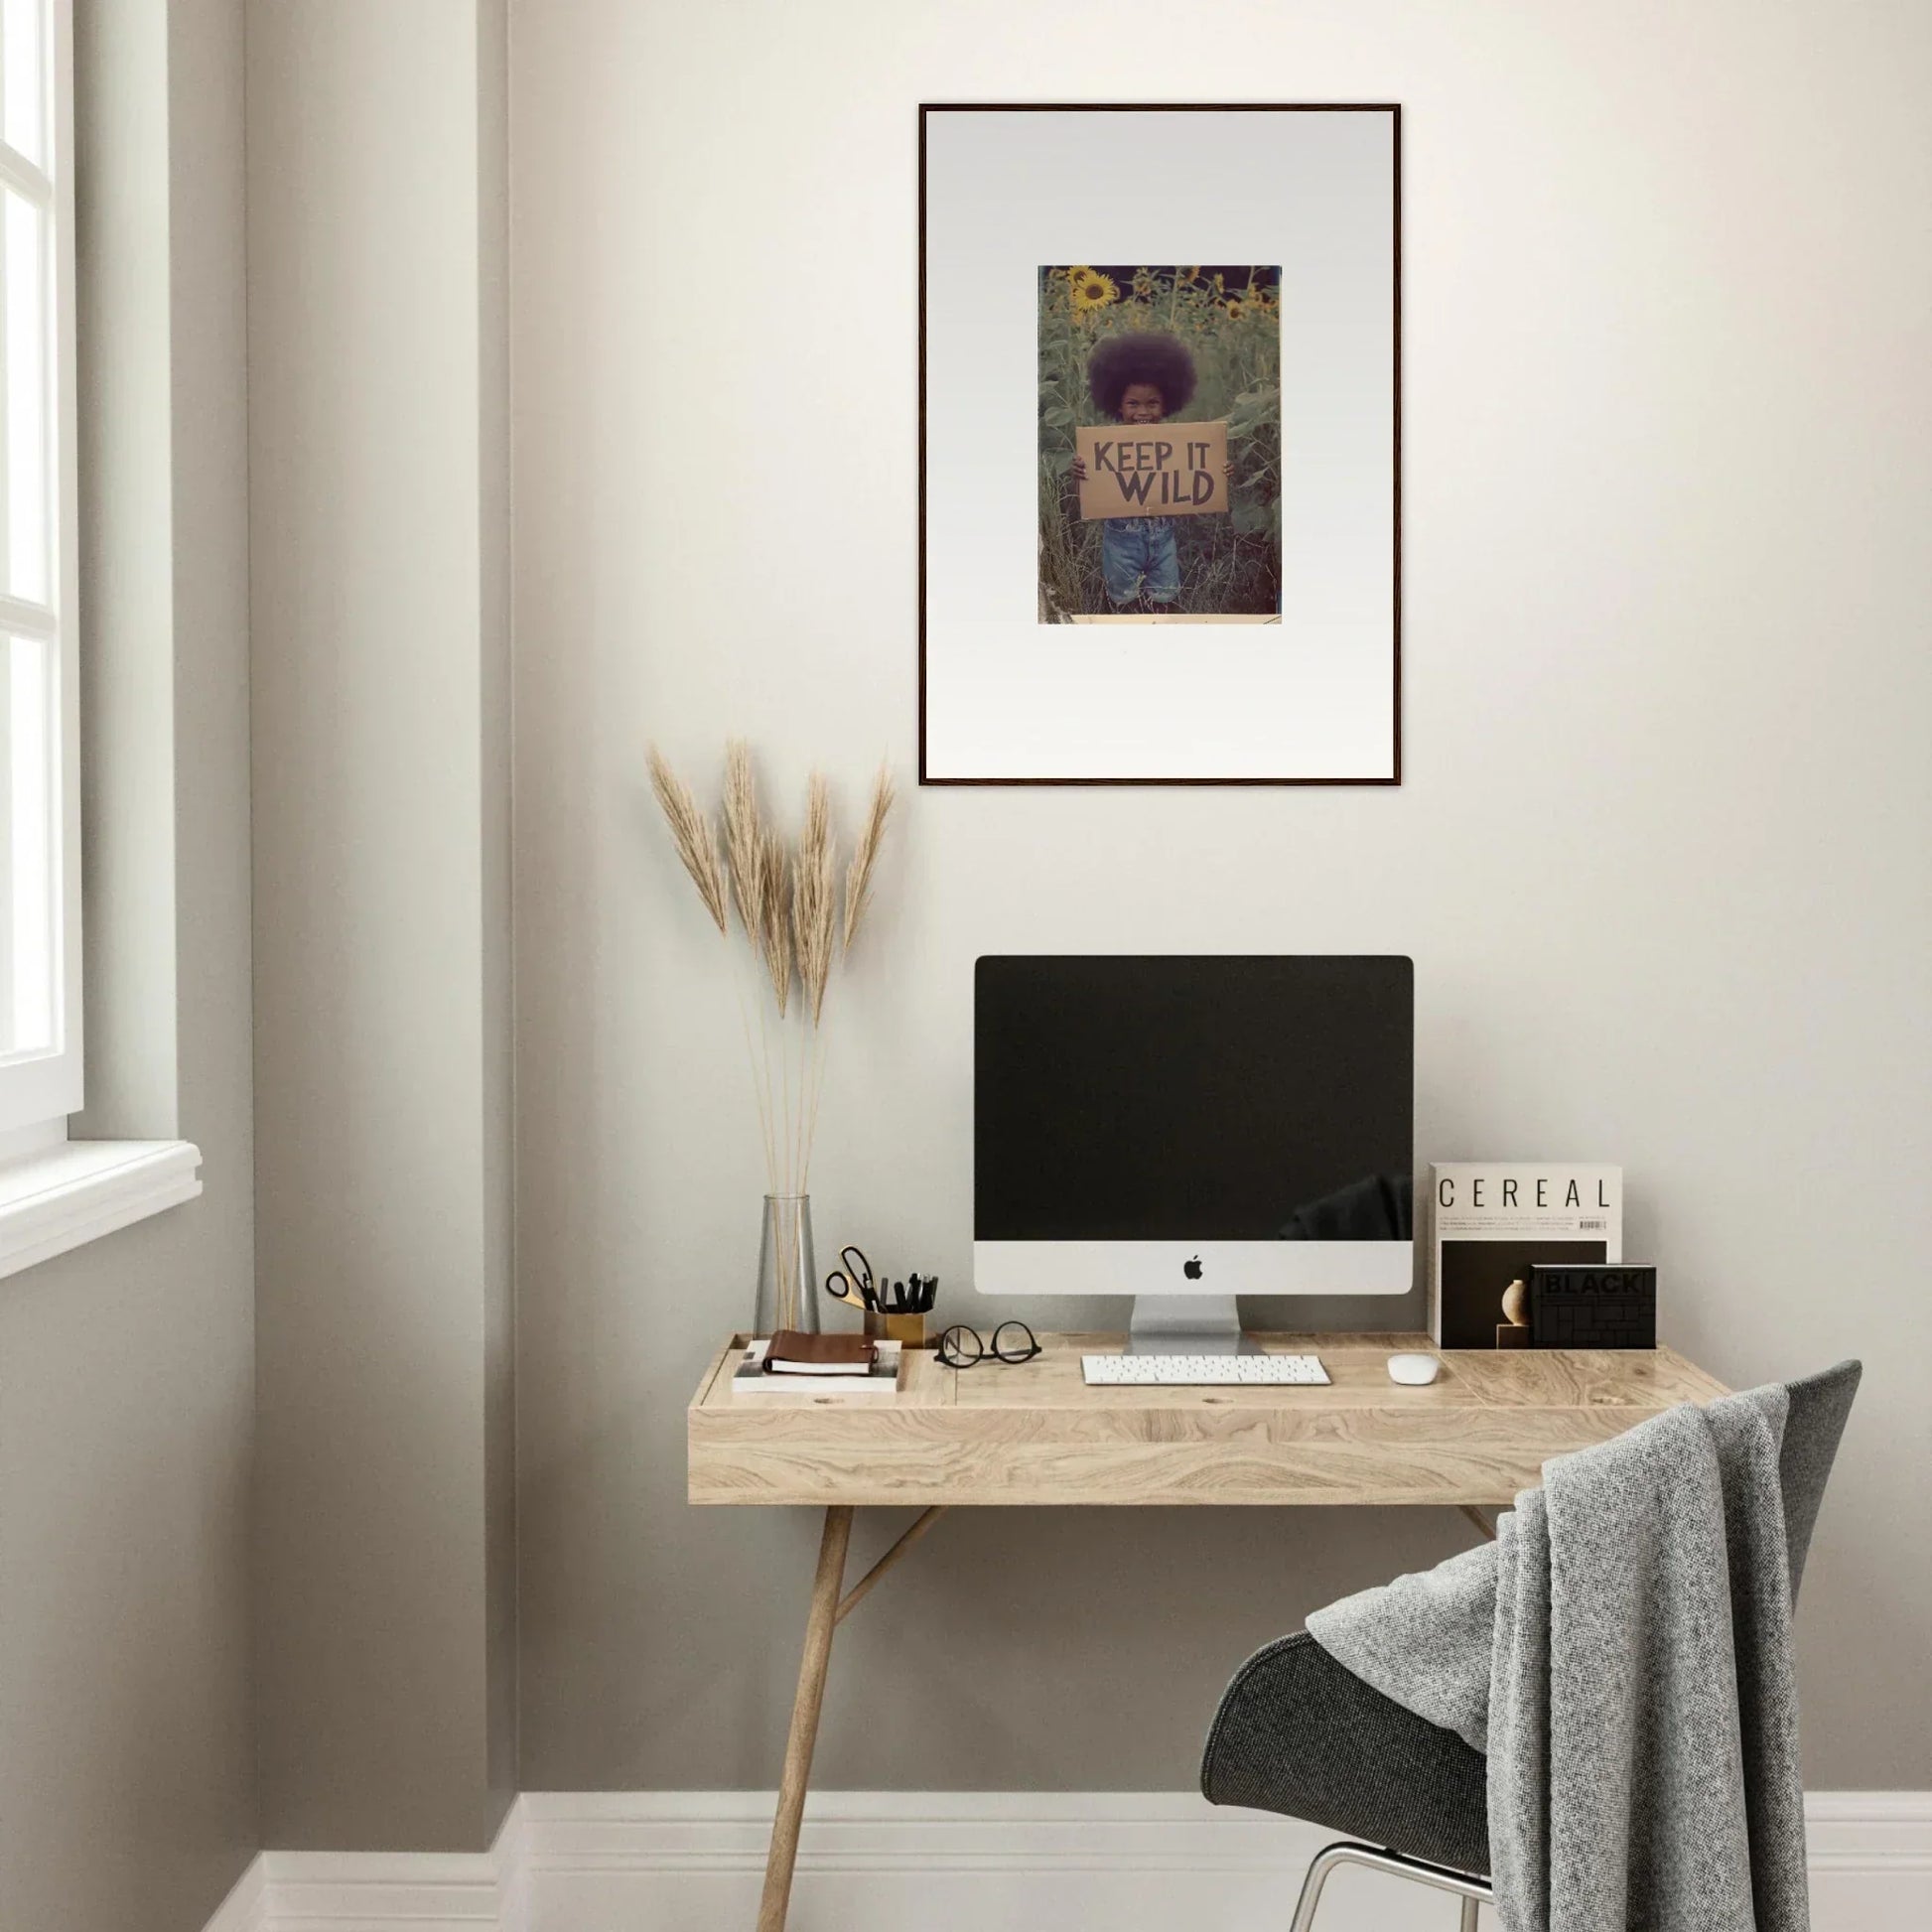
[1072,330,1227,614]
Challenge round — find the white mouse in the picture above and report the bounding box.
[1387,1352,1442,1386]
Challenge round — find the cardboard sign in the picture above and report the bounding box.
[1076,419,1228,520]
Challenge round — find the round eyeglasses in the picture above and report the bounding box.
[935,1320,1041,1369]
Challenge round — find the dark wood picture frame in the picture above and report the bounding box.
[917,102,1402,787]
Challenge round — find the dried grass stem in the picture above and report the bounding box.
[646,743,895,1198]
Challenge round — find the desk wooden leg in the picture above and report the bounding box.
[758,1504,853,1932]
[837,1505,945,1624]
[1458,1505,1498,1542]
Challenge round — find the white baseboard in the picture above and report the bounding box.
[1802,1792,1932,1930]
[204,1789,1932,1932]
[200,1855,265,1932]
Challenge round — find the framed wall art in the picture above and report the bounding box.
[918,104,1400,785]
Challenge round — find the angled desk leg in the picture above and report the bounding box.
[757,1506,948,1931]
[758,1505,854,1932]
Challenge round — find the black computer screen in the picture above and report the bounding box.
[974,956,1414,1241]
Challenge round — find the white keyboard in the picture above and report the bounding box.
[1081,1352,1329,1387]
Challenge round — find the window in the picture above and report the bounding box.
[0,0,76,1139]
[0,1,198,1274]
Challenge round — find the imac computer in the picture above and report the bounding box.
[974,955,1414,1352]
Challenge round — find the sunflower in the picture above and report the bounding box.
[1131,268,1155,297]
[1178,265,1201,285]
[1224,298,1245,320]
[1069,270,1119,314]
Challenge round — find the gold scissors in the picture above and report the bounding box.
[824,1245,878,1312]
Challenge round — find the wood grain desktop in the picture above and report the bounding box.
[688,1330,1728,1509]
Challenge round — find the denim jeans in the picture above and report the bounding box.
[1100,516,1180,607]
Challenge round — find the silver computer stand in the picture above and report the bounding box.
[1126,1294,1258,1355]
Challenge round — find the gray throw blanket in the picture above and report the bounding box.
[1307,1388,1808,1932]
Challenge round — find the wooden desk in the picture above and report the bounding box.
[688,1330,1727,1930]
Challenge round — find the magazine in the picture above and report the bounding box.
[1430,1164,1621,1348]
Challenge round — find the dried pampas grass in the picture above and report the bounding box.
[647,748,727,935]
[843,762,895,953]
[757,828,793,1019]
[792,774,837,1025]
[646,742,896,1195]
[722,739,762,938]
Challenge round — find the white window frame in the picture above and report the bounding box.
[0,2,201,1277]
[0,0,79,1139]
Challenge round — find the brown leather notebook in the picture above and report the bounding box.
[765,1330,877,1375]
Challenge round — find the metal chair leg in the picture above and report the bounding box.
[1286,1844,1351,1932]
[1288,1841,1493,1932]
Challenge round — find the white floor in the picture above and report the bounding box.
[204,1789,1932,1932]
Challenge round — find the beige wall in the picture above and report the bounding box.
[249,0,516,1853]
[0,3,257,1929]
[511,0,1932,1794]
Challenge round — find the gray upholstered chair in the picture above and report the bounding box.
[1200,1361,1861,1929]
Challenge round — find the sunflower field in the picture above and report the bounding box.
[1038,265,1283,621]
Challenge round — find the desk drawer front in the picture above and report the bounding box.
[687,1402,1668,1507]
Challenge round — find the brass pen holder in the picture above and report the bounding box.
[825,1257,938,1347]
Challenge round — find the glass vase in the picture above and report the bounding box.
[754,1193,818,1338]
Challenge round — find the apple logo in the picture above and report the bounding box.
[1182,1255,1203,1280]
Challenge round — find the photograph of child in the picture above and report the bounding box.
[1038,266,1282,623]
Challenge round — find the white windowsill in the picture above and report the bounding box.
[0,1139,203,1282]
